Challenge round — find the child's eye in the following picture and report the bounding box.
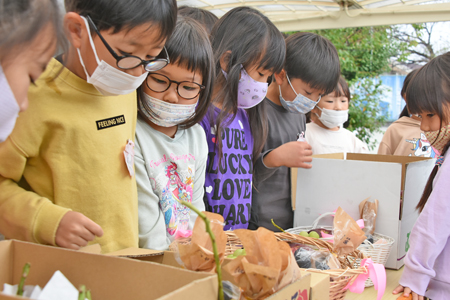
[258,72,264,77]
[150,76,167,84]
[181,83,198,92]
[427,113,435,118]
[119,50,132,56]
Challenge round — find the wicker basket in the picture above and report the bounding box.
[171,229,368,300]
[274,232,367,300]
[354,232,395,287]
[169,231,243,256]
[286,212,335,242]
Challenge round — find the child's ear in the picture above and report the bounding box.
[273,70,286,86]
[64,12,85,49]
[219,51,232,73]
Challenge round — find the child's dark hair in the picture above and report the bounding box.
[335,76,350,100]
[210,6,286,164]
[285,32,340,96]
[398,69,419,118]
[65,0,177,42]
[406,52,450,212]
[0,0,66,59]
[138,16,215,129]
[178,6,218,35]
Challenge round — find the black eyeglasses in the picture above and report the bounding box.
[86,15,169,72]
[146,73,205,99]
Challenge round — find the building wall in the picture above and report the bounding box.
[377,75,407,122]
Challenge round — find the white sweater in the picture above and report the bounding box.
[306,122,369,155]
[135,116,207,250]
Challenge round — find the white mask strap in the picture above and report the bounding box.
[80,16,101,65]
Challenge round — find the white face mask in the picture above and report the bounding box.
[0,65,20,143]
[139,93,197,127]
[279,74,320,114]
[77,16,148,96]
[315,106,349,129]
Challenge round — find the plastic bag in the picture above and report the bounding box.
[359,198,379,236]
[223,227,301,299]
[292,244,341,270]
[171,211,228,273]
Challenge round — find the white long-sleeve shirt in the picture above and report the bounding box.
[399,151,450,299]
[135,116,207,250]
[305,122,368,155]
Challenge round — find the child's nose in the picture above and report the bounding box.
[334,103,344,110]
[420,120,430,132]
[125,65,146,77]
[163,83,179,104]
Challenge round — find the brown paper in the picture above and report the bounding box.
[223,227,301,299]
[177,211,227,272]
[333,207,367,257]
[277,241,301,290]
[359,198,379,235]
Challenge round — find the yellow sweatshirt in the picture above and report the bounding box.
[0,58,138,253]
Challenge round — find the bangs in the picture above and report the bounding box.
[68,0,177,42]
[255,28,286,74]
[212,6,285,76]
[333,76,350,99]
[285,32,340,95]
[406,62,444,115]
[164,16,212,81]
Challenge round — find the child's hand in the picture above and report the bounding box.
[264,141,313,169]
[393,284,424,300]
[55,211,104,250]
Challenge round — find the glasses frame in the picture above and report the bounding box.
[86,15,170,71]
[146,73,205,100]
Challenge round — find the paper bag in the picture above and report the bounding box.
[333,207,367,256]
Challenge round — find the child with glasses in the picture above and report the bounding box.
[0,0,177,253]
[135,16,214,250]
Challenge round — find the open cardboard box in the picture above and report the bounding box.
[0,240,217,300]
[291,153,435,269]
[299,270,329,300]
[108,248,314,300]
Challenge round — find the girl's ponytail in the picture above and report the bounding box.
[416,139,450,212]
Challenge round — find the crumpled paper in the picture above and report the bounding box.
[176,211,227,272]
[223,227,301,299]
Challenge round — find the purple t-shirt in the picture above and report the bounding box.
[199,107,253,230]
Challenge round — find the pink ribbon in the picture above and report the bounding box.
[356,219,365,229]
[344,258,386,300]
[175,229,192,239]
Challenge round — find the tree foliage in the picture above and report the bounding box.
[309,26,403,82]
[347,79,388,150]
[391,23,449,65]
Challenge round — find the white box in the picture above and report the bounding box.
[292,153,435,269]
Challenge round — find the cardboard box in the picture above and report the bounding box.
[291,153,435,269]
[0,240,217,300]
[109,248,312,300]
[300,270,329,300]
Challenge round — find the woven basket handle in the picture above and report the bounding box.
[311,211,335,228]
